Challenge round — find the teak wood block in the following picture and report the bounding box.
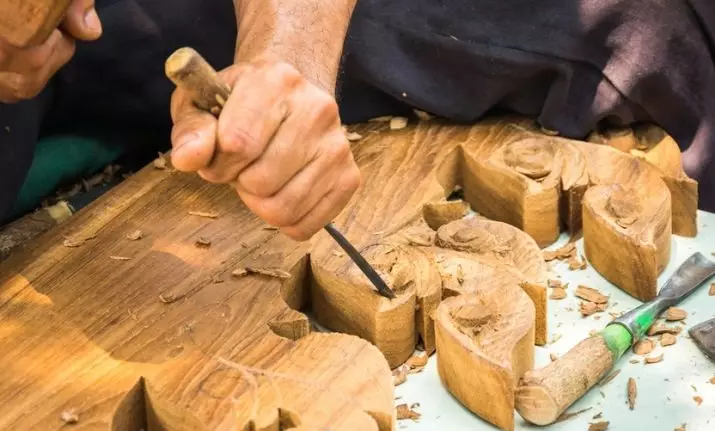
[0,0,71,47]
[0,172,394,430]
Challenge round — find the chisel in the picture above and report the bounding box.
[164,47,395,299]
[515,251,715,425]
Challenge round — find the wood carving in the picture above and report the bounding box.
[588,124,698,237]
[0,0,72,47]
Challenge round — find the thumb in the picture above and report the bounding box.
[61,0,102,41]
[170,88,218,172]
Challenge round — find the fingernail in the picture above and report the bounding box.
[84,8,102,34]
[173,132,199,155]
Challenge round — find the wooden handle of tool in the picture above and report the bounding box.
[165,47,231,116]
[514,335,614,425]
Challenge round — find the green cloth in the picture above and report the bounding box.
[9,134,126,220]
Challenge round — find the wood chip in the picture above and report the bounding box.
[693,396,703,406]
[660,333,677,347]
[568,255,588,270]
[648,324,682,336]
[548,279,562,288]
[232,267,291,279]
[125,230,143,241]
[158,293,176,304]
[600,369,621,387]
[390,116,408,130]
[543,242,577,261]
[60,410,79,424]
[709,377,715,384]
[550,287,567,300]
[153,152,169,170]
[62,233,97,248]
[709,283,715,296]
[392,364,409,386]
[580,301,608,317]
[413,109,434,121]
[593,412,603,419]
[627,377,637,410]
[589,421,609,431]
[345,131,363,141]
[629,359,640,364]
[675,424,687,431]
[188,211,218,219]
[368,116,392,123]
[396,403,421,421]
[645,354,663,364]
[405,352,428,370]
[664,307,687,321]
[550,352,558,361]
[195,237,212,248]
[109,256,131,261]
[575,286,609,304]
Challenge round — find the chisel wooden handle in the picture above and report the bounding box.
[165,47,231,116]
[514,335,614,425]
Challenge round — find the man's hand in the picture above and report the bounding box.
[170,56,361,241]
[0,0,102,103]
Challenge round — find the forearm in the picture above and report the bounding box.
[234,0,357,94]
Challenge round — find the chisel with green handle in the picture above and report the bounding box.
[514,251,715,426]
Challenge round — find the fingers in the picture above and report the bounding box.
[169,88,218,172]
[61,0,102,41]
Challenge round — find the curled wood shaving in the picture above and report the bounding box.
[195,237,212,248]
[153,152,174,171]
[60,410,79,424]
[125,230,143,241]
[665,307,688,321]
[232,267,291,279]
[693,396,703,406]
[575,286,609,304]
[600,369,621,387]
[392,364,409,387]
[109,256,131,261]
[62,234,97,248]
[188,211,218,219]
[549,287,567,300]
[396,403,421,421]
[413,109,434,121]
[648,324,682,336]
[158,293,176,304]
[645,354,663,364]
[589,421,609,431]
[627,377,637,410]
[660,333,677,347]
[390,116,408,130]
[633,339,654,355]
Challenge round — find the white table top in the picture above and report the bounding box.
[396,211,715,431]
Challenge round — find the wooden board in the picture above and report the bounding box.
[0,0,71,47]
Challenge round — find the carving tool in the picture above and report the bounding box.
[164,47,395,299]
[515,252,715,425]
[689,317,715,362]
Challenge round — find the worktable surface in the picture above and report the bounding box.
[396,210,715,431]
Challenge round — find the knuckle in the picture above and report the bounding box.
[219,124,262,160]
[259,199,300,227]
[198,169,226,184]
[239,170,278,198]
[271,61,302,88]
[325,138,352,163]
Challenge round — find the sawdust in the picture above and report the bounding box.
[188,211,218,219]
[664,307,687,321]
[390,117,408,130]
[588,421,609,431]
[195,237,212,248]
[693,396,703,407]
[550,287,567,300]
[634,339,654,357]
[396,403,421,421]
[660,333,677,347]
[627,377,637,410]
[125,230,143,241]
[648,324,682,336]
[232,267,291,279]
[645,354,663,364]
[109,256,131,261]
[60,410,79,424]
[599,370,621,387]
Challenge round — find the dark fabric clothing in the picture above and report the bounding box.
[2,0,715,222]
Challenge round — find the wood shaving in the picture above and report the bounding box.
[262,226,279,230]
[153,152,173,170]
[691,384,697,392]
[109,256,131,261]
[648,324,682,336]
[195,237,212,248]
[368,116,392,123]
[675,424,687,431]
[664,307,688,321]
[405,352,428,370]
[548,279,562,288]
[580,301,608,317]
[345,131,363,141]
[633,339,654,355]
[188,211,218,219]
[575,286,609,304]
[589,421,609,431]
[396,403,421,421]
[62,234,97,248]
[568,255,588,270]
[710,283,715,296]
[600,369,621,387]
[392,364,409,386]
[660,333,677,347]
[413,109,434,121]
[550,352,558,361]
[390,116,408,130]
[125,230,143,241]
[554,407,591,423]
[709,377,715,384]
[60,410,79,424]
[693,396,703,406]
[158,293,176,304]
[550,287,567,300]
[645,354,663,364]
[629,359,640,364]
[231,267,291,279]
[543,242,577,261]
[627,377,637,410]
